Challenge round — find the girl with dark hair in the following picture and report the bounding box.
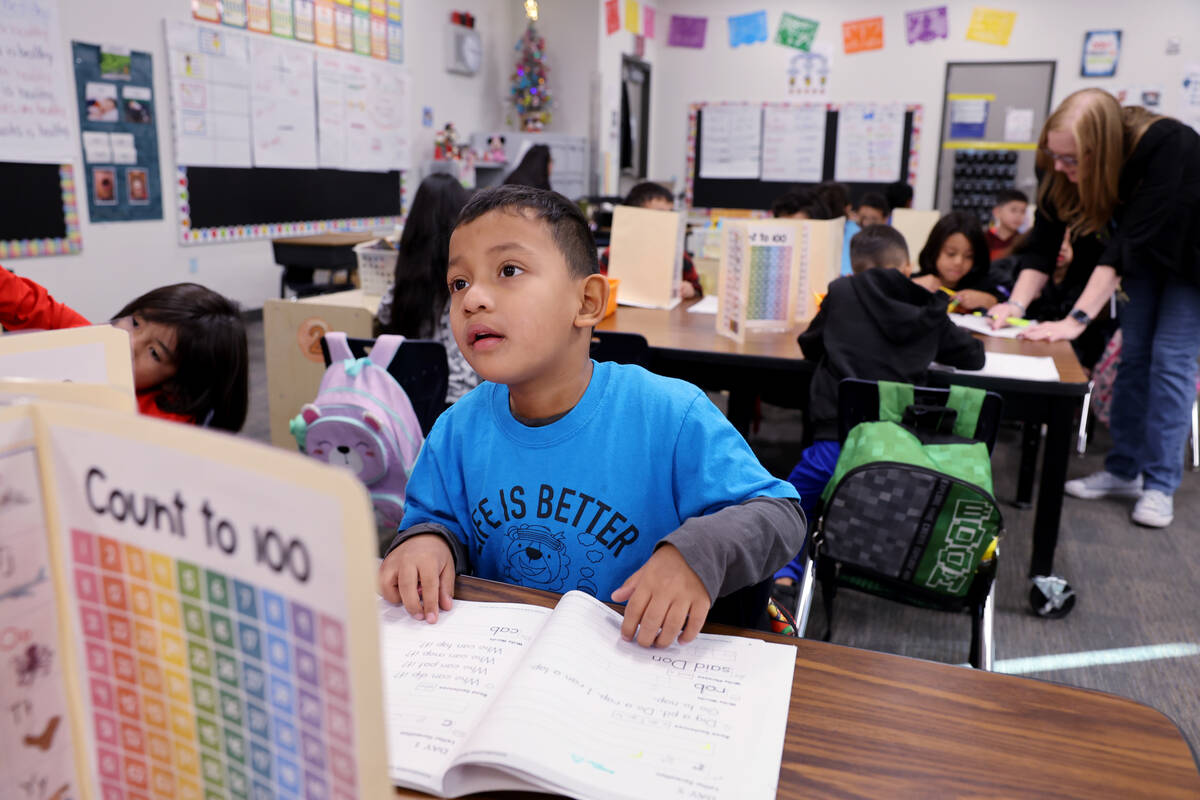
[0,265,249,431]
[502,143,552,190]
[912,211,1001,311]
[376,172,479,401]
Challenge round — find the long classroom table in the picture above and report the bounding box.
[597,300,1090,615]
[394,576,1200,799]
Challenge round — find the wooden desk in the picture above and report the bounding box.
[271,232,378,298]
[395,577,1200,799]
[600,300,1091,611]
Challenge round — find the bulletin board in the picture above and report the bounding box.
[0,163,82,259]
[685,102,922,212]
[71,41,163,222]
[177,166,403,244]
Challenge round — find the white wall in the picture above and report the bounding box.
[15,0,517,319]
[506,0,597,141]
[594,1,662,194]
[638,0,1200,208]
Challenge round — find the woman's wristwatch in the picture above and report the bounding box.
[1008,299,1026,315]
[1069,308,1092,326]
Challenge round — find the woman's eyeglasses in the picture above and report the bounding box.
[1041,148,1079,168]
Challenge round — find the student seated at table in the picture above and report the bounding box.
[598,181,704,298]
[772,225,984,596]
[985,188,1029,261]
[855,192,890,228]
[771,188,833,220]
[816,180,860,276]
[885,180,914,213]
[912,211,1003,312]
[378,186,805,647]
[0,264,248,431]
[377,172,481,402]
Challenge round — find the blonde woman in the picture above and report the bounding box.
[989,88,1200,528]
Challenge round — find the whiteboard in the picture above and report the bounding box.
[699,105,762,180]
[761,105,826,183]
[250,37,319,168]
[165,20,253,167]
[0,0,74,163]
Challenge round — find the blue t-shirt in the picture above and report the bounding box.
[399,361,798,599]
[840,219,860,276]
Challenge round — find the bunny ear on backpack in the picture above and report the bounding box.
[324,331,355,362]
[366,335,406,368]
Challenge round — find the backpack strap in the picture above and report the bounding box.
[947,385,985,438]
[877,381,915,424]
[324,331,354,362]
[366,334,406,368]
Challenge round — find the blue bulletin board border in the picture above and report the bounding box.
[0,165,83,259]
[176,167,405,245]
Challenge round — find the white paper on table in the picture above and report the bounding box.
[937,351,1059,381]
[833,103,905,183]
[617,296,682,311]
[1003,108,1035,142]
[951,313,1025,339]
[109,132,137,164]
[250,37,318,168]
[82,131,113,163]
[700,105,763,179]
[761,105,826,183]
[687,295,720,314]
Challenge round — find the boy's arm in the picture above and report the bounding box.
[796,305,827,360]
[0,264,91,330]
[935,321,986,371]
[662,497,805,600]
[385,522,468,569]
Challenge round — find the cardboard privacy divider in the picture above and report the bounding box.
[0,377,136,413]
[0,401,389,800]
[716,217,843,343]
[0,325,135,394]
[606,205,686,309]
[889,208,942,264]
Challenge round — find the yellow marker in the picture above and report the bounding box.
[938,286,957,297]
[1005,316,1031,327]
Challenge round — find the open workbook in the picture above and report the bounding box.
[380,591,797,800]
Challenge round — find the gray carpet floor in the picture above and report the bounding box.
[239,318,1200,755]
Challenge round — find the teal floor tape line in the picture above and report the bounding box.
[994,643,1200,675]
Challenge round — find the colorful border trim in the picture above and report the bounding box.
[0,165,83,259]
[685,102,924,214]
[176,166,406,245]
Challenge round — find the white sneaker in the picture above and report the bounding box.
[1132,490,1174,528]
[1064,470,1143,500]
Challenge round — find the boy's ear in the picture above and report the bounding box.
[574,274,610,328]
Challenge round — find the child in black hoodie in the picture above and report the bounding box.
[773,224,985,590]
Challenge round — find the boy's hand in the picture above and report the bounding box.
[954,289,997,312]
[611,544,711,648]
[378,534,455,623]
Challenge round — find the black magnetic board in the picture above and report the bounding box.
[0,162,68,241]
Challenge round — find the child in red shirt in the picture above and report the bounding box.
[0,265,249,431]
[985,188,1028,261]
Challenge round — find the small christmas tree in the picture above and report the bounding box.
[510,20,552,131]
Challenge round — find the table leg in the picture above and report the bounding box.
[1029,396,1077,577]
[1015,420,1041,508]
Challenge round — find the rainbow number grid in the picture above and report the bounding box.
[69,529,358,800]
[746,243,793,321]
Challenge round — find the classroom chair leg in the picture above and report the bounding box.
[1190,399,1199,472]
[1015,422,1041,508]
[1077,387,1092,455]
[971,578,996,671]
[794,551,817,638]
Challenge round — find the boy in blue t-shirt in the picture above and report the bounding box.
[378,185,804,647]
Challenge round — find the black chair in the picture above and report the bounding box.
[320,336,449,436]
[589,331,650,367]
[795,378,1005,669]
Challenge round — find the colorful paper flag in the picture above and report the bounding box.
[728,10,768,47]
[605,0,620,35]
[667,14,706,48]
[776,12,818,51]
[843,16,884,54]
[905,6,948,44]
[625,0,641,34]
[966,7,1017,46]
[644,6,656,39]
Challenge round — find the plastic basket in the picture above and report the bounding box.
[354,241,399,296]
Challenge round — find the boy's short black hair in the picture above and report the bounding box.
[849,224,909,274]
[885,181,914,211]
[856,192,890,215]
[815,181,850,216]
[625,181,674,208]
[456,185,599,278]
[771,188,833,219]
[994,188,1028,206]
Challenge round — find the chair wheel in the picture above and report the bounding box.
[1029,575,1076,618]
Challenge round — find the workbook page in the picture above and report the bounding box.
[379,599,552,795]
[456,591,796,800]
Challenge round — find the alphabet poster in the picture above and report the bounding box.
[0,401,389,800]
[71,42,163,222]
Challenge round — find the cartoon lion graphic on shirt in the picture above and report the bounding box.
[502,524,571,591]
